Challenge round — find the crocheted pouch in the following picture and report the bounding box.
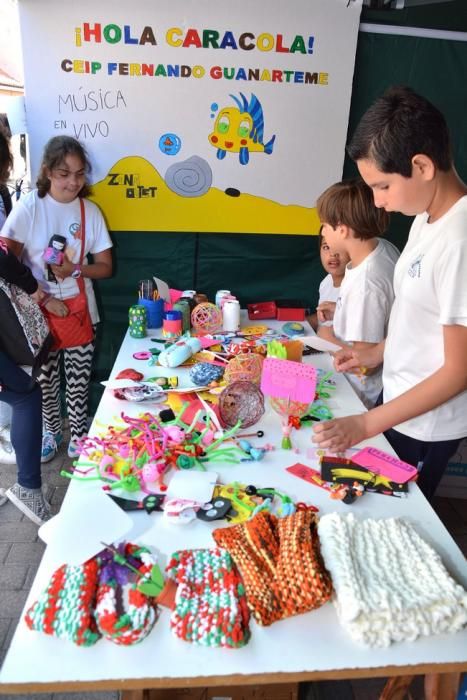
[213,510,333,626]
[24,559,101,646]
[166,547,250,648]
[318,513,467,647]
[94,542,159,646]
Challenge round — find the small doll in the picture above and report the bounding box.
[43,234,67,265]
[44,234,67,282]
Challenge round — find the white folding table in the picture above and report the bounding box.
[1,320,466,698]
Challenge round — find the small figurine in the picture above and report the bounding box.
[43,234,67,265]
[330,480,365,505]
[44,234,67,282]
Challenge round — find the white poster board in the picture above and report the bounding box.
[18,0,362,233]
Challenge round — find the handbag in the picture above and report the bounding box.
[44,199,94,350]
[0,278,52,371]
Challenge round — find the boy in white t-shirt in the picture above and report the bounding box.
[307,228,349,331]
[313,86,467,501]
[315,178,399,408]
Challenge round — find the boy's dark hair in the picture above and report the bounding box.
[0,124,13,184]
[317,224,324,249]
[37,135,92,198]
[347,86,452,177]
[316,178,389,240]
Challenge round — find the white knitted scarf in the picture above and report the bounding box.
[318,512,467,647]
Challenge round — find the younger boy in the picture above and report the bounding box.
[315,178,399,408]
[313,86,467,501]
[307,228,349,331]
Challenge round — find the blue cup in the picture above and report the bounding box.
[138,298,164,329]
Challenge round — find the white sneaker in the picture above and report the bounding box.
[67,439,79,459]
[5,483,52,526]
[0,425,16,464]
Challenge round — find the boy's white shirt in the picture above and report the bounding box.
[383,195,467,441]
[1,191,112,324]
[317,273,341,327]
[333,238,399,408]
[318,273,341,305]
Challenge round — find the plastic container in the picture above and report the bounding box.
[215,289,231,308]
[129,304,147,338]
[138,298,164,329]
[222,299,241,332]
[162,310,183,338]
[158,336,202,368]
[173,299,191,332]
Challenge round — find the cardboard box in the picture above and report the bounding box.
[275,300,306,322]
[147,682,299,700]
[247,300,306,322]
[247,302,277,320]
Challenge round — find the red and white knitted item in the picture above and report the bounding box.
[24,559,101,646]
[94,543,159,645]
[166,547,250,648]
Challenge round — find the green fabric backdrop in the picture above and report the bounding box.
[89,12,467,413]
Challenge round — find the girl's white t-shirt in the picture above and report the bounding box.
[2,190,112,324]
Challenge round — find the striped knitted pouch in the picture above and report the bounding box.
[24,542,160,647]
[24,559,101,646]
[166,547,250,648]
[94,542,159,646]
[213,510,333,626]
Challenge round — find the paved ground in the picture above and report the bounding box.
[1,430,466,700]
[0,428,118,700]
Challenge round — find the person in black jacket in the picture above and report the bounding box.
[0,126,51,525]
[0,122,13,227]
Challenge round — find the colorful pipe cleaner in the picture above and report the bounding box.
[213,510,333,626]
[62,405,250,494]
[24,559,102,647]
[166,547,250,648]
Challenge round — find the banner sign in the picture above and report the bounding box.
[18,0,362,234]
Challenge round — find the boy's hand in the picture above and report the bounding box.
[334,344,384,376]
[317,301,336,323]
[333,348,362,373]
[312,414,368,451]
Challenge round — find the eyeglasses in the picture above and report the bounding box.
[52,168,86,181]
